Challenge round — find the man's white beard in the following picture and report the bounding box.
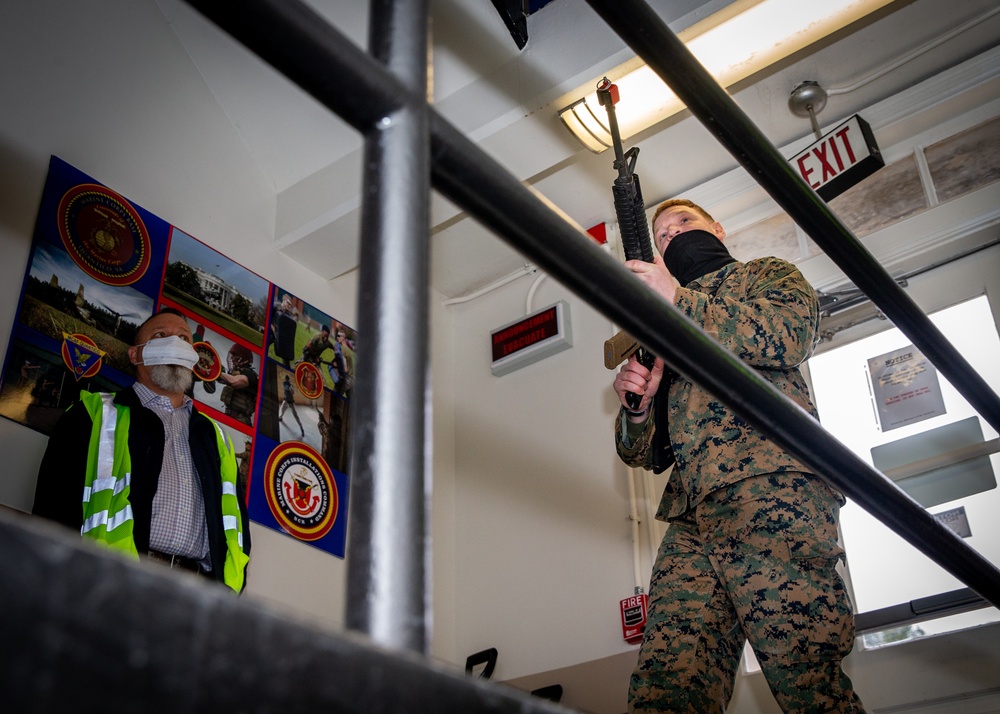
[148,364,193,395]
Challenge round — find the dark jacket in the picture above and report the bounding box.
[33,386,251,588]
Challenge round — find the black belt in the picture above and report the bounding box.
[146,549,204,574]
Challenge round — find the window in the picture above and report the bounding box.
[808,295,1000,647]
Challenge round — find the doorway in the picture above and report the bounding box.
[808,293,1000,646]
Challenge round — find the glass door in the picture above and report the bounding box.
[808,294,1000,647]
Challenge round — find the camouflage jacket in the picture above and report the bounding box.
[615,257,822,521]
[221,365,259,423]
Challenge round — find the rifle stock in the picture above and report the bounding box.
[597,78,656,410]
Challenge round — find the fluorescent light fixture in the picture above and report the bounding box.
[558,0,896,152]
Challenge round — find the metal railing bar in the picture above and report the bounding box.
[181,0,1000,451]
[584,0,1000,437]
[0,512,577,714]
[185,0,406,134]
[881,438,1000,482]
[344,0,433,654]
[426,115,1000,611]
[818,237,1000,317]
[182,0,1000,610]
[855,587,991,634]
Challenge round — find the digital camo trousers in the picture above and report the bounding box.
[629,472,867,713]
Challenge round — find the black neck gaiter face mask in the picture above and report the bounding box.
[661,229,736,286]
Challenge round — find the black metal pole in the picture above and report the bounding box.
[426,117,1000,609]
[583,0,1000,437]
[0,513,575,714]
[181,0,1000,608]
[345,0,432,653]
[184,0,405,132]
[855,588,988,634]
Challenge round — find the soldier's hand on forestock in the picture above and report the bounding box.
[614,353,665,415]
[624,253,678,303]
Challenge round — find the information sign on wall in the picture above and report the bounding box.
[490,301,572,376]
[867,345,946,432]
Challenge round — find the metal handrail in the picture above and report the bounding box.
[6,3,997,709]
[179,0,1000,624]
[856,588,989,634]
[0,511,576,714]
[585,0,1000,436]
[343,0,433,655]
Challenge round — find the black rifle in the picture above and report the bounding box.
[597,77,656,410]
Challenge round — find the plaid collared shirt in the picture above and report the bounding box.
[133,382,210,564]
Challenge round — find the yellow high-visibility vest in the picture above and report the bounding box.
[77,391,249,592]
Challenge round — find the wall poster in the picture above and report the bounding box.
[0,156,355,557]
[866,344,946,433]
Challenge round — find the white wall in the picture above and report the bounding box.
[448,267,646,681]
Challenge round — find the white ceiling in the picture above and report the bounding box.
[153,0,1000,303]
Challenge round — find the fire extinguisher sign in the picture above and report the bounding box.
[620,593,648,644]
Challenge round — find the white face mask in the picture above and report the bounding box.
[137,335,198,370]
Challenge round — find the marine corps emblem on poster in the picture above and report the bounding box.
[192,341,223,382]
[263,441,338,541]
[60,332,106,380]
[57,183,151,286]
[295,361,323,400]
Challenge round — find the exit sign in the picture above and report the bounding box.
[490,301,572,376]
[791,114,883,201]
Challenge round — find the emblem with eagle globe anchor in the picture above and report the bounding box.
[264,441,337,542]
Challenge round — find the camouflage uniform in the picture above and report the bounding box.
[301,333,334,364]
[220,364,259,426]
[616,257,865,713]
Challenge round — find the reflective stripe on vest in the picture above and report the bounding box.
[76,391,249,592]
[79,391,137,558]
[207,418,249,592]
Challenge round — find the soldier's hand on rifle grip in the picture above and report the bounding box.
[614,353,665,418]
